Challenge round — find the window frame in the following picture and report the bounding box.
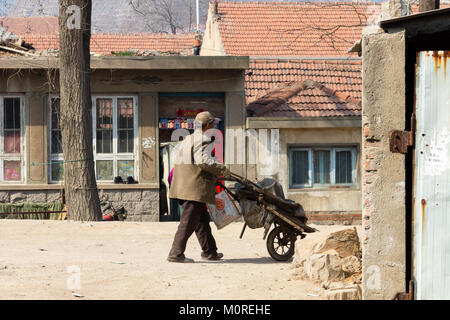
[92,95,139,183]
[48,95,139,184]
[0,95,25,184]
[289,146,357,189]
[333,147,357,187]
[312,147,333,187]
[48,95,64,184]
[289,147,312,188]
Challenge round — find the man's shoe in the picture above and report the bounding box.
[167,254,194,263]
[201,252,224,261]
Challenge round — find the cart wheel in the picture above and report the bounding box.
[266,226,296,261]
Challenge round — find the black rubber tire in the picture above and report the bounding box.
[266,226,296,261]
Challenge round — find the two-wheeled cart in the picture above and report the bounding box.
[218,173,318,261]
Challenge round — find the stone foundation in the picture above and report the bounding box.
[306,212,362,225]
[0,188,160,221]
[0,190,63,204]
[99,189,159,222]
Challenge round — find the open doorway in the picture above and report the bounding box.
[158,93,225,221]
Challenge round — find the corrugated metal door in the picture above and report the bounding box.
[414,51,450,300]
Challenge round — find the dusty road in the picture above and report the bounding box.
[0,220,359,300]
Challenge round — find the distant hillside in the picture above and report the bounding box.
[4,0,209,33]
[5,0,448,34]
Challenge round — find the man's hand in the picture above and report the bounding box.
[221,168,232,179]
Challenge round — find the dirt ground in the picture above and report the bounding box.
[0,220,361,300]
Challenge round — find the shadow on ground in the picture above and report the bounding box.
[199,257,292,264]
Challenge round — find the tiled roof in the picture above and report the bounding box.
[0,16,59,35]
[246,79,361,118]
[246,58,361,106]
[215,1,380,57]
[20,33,197,55]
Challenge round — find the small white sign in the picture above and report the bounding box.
[142,137,156,149]
[424,129,450,176]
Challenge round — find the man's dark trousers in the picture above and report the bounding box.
[168,200,218,258]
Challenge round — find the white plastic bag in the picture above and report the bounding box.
[207,190,241,230]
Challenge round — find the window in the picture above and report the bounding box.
[93,97,137,182]
[49,97,64,183]
[0,97,24,182]
[49,96,138,183]
[289,147,356,188]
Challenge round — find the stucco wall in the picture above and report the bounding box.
[0,67,246,220]
[361,27,407,300]
[247,126,362,223]
[282,128,361,219]
[200,5,226,56]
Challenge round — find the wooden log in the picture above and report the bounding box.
[0,45,37,56]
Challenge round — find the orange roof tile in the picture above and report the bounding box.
[246,79,361,118]
[246,58,361,107]
[215,1,381,57]
[0,16,59,35]
[20,33,197,55]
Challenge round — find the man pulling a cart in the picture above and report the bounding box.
[167,111,231,263]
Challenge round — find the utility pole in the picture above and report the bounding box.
[196,0,199,31]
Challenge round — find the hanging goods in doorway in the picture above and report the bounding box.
[175,107,205,117]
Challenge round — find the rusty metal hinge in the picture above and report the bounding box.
[389,113,416,154]
[393,280,415,300]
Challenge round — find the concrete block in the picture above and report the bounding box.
[112,201,136,215]
[0,191,10,203]
[10,192,27,203]
[381,0,411,20]
[25,191,47,203]
[46,191,62,202]
[121,190,142,202]
[305,253,345,282]
[362,29,407,299]
[342,256,362,276]
[313,227,361,259]
[326,285,362,300]
[142,190,159,201]
[135,201,158,215]
[101,190,122,202]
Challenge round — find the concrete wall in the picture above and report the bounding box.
[200,4,226,56]
[282,127,361,224]
[361,27,407,300]
[248,127,362,224]
[0,67,246,221]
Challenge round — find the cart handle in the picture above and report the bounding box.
[216,179,240,202]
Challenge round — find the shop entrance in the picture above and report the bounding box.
[158,93,225,221]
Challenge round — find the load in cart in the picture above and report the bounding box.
[212,173,318,261]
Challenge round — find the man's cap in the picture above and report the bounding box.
[195,111,215,124]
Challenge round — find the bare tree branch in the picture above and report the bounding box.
[129,0,208,34]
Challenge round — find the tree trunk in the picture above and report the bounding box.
[58,0,102,221]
